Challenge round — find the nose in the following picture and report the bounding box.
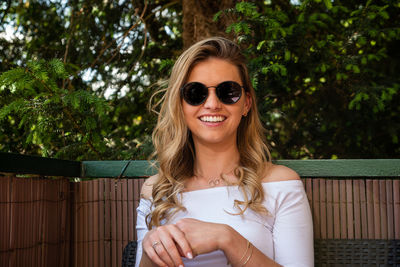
[203,88,222,110]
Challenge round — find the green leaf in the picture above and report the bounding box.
[213,11,222,22]
[284,50,291,61]
[323,0,333,10]
[257,40,266,50]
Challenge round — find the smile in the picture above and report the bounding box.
[199,116,226,122]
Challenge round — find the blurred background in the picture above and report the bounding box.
[0,0,399,160]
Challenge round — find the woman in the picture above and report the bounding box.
[136,37,313,267]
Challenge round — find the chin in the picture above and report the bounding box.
[195,134,236,146]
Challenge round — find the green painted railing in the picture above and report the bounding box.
[1,152,400,178]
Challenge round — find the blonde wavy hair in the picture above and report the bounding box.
[147,37,271,229]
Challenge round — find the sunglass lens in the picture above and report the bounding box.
[182,82,208,105]
[217,81,242,104]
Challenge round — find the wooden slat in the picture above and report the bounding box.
[11,178,18,267]
[17,179,23,267]
[122,179,129,253]
[128,179,135,242]
[36,179,43,267]
[58,180,64,267]
[24,179,30,266]
[394,180,400,239]
[13,178,19,267]
[353,180,361,239]
[80,181,84,267]
[27,178,34,266]
[325,179,334,239]
[93,179,100,267]
[74,182,79,267]
[98,179,105,267]
[305,178,312,210]
[133,179,141,242]
[88,181,94,267]
[23,178,30,266]
[386,180,394,239]
[111,180,117,267]
[312,179,320,238]
[19,179,25,266]
[8,177,13,266]
[366,179,374,239]
[339,180,347,238]
[9,178,17,267]
[8,177,12,266]
[37,179,46,266]
[53,180,59,267]
[373,180,381,239]
[84,182,89,267]
[79,182,84,267]
[61,179,70,267]
[0,177,4,267]
[332,180,340,239]
[31,179,38,266]
[346,180,354,239]
[0,177,9,266]
[48,180,59,266]
[117,180,123,267]
[42,179,48,267]
[379,180,387,239]
[66,180,72,267]
[359,179,368,238]
[104,179,111,267]
[319,179,327,239]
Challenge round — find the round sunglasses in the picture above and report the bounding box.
[180,81,244,106]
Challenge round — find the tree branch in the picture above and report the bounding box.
[105,0,148,65]
[0,0,11,25]
[26,67,102,158]
[89,0,148,70]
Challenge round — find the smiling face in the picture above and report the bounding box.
[182,57,251,148]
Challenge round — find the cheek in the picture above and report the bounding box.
[182,104,197,125]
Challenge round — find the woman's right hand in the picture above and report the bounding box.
[141,224,193,267]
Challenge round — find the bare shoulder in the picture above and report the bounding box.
[140,174,159,199]
[261,162,300,183]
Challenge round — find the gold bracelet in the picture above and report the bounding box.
[241,243,253,266]
[238,240,250,263]
[226,240,250,266]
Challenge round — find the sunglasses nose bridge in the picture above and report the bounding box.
[203,87,222,109]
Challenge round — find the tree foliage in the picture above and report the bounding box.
[223,0,400,158]
[0,0,182,159]
[0,0,399,160]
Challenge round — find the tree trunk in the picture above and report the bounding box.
[182,0,235,48]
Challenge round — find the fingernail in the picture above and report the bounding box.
[186,252,193,259]
[179,265,184,267]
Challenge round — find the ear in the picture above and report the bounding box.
[243,92,252,116]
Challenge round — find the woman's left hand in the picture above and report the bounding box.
[174,218,229,257]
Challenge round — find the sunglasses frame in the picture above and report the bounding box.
[180,80,245,106]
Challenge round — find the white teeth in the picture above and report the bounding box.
[200,116,225,122]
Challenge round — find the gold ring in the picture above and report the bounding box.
[152,241,160,249]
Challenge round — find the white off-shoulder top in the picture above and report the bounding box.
[135,180,314,267]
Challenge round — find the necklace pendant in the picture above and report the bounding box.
[208,178,220,187]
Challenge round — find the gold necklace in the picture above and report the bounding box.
[194,166,237,187]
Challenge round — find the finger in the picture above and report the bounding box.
[169,225,194,259]
[158,231,185,266]
[144,245,168,267]
[151,238,176,267]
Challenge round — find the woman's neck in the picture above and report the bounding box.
[193,142,240,178]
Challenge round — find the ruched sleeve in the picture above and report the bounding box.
[135,198,152,267]
[270,181,314,267]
